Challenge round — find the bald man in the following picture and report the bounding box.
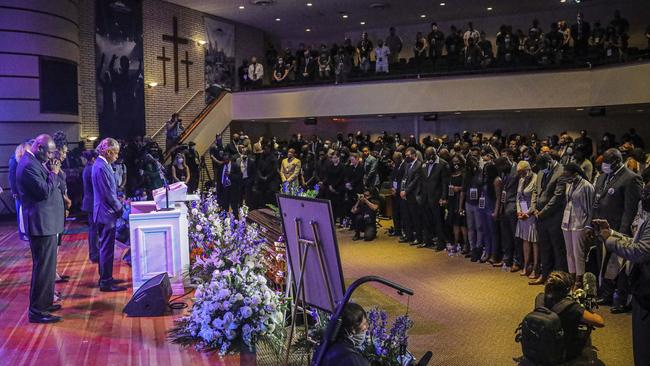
[17,134,64,323]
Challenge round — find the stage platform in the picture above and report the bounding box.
[0,219,634,365]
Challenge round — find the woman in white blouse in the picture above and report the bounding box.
[560,163,594,289]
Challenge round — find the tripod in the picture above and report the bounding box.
[198,156,213,194]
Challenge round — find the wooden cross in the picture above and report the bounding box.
[180,50,193,89]
[156,47,171,86]
[162,16,189,93]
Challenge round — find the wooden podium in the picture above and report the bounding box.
[128,183,198,295]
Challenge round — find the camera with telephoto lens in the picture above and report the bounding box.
[570,272,599,313]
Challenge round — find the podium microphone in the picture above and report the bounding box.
[146,153,173,211]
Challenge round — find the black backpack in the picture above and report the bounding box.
[515,295,573,366]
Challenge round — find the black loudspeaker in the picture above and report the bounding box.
[123,272,172,317]
[304,117,317,125]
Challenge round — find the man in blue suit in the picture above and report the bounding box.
[16,134,64,323]
[92,138,126,292]
[82,150,99,263]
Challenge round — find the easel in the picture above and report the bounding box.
[283,218,337,366]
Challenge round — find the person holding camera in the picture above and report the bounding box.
[165,113,183,152]
[521,271,605,365]
[351,187,379,242]
[592,182,650,366]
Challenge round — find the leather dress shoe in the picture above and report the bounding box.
[417,243,432,248]
[410,240,420,246]
[510,264,522,273]
[528,276,547,285]
[610,304,631,314]
[100,285,127,292]
[29,313,62,324]
[596,297,613,306]
[398,237,412,243]
[434,245,446,252]
[47,304,62,312]
[352,233,361,241]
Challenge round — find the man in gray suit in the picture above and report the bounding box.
[593,182,650,365]
[17,134,64,323]
[362,147,379,189]
[82,150,99,263]
[92,138,126,292]
[530,153,568,285]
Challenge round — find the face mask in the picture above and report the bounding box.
[177,159,184,164]
[601,162,612,174]
[350,331,367,350]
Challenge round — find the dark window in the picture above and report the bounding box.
[39,57,78,114]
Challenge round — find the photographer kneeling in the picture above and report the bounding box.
[351,187,379,242]
[592,181,650,366]
[519,271,604,365]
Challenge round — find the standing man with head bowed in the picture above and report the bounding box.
[93,138,127,292]
[16,134,65,323]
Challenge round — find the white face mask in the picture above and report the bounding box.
[601,162,612,174]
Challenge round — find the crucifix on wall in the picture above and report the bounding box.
[156,47,171,86]
[162,16,189,93]
[181,51,193,89]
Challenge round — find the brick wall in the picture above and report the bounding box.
[78,0,97,139]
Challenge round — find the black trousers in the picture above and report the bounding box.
[28,235,58,314]
[423,201,447,245]
[402,197,422,242]
[391,194,402,235]
[633,298,650,366]
[220,186,242,218]
[499,209,519,265]
[537,212,568,277]
[87,213,99,262]
[352,214,377,241]
[97,222,117,287]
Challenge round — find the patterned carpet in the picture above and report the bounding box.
[336,220,633,365]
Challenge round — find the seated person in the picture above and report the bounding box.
[535,271,605,363]
[351,187,379,241]
[321,302,370,366]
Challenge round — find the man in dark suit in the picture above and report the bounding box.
[571,12,591,59]
[400,147,423,245]
[587,148,642,313]
[16,134,64,323]
[419,147,450,250]
[219,152,243,218]
[343,153,365,222]
[530,153,567,285]
[236,147,256,207]
[494,156,520,270]
[389,152,405,238]
[82,150,99,263]
[362,147,379,189]
[92,138,126,292]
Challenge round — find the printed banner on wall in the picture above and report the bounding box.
[204,17,235,102]
[95,0,145,139]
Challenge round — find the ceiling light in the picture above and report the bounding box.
[576,108,585,111]
[440,2,446,5]
[514,110,521,113]
[275,18,281,21]
[306,2,313,6]
[360,21,365,25]
[420,14,427,18]
[342,14,348,18]
[305,28,311,32]
[637,109,645,112]
[486,7,493,11]
[560,0,566,2]
[454,111,462,115]
[238,5,245,9]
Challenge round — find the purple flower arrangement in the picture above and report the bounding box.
[362,308,414,366]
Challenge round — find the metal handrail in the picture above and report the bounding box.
[150,89,204,140]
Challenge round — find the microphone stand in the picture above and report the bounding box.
[153,157,173,212]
